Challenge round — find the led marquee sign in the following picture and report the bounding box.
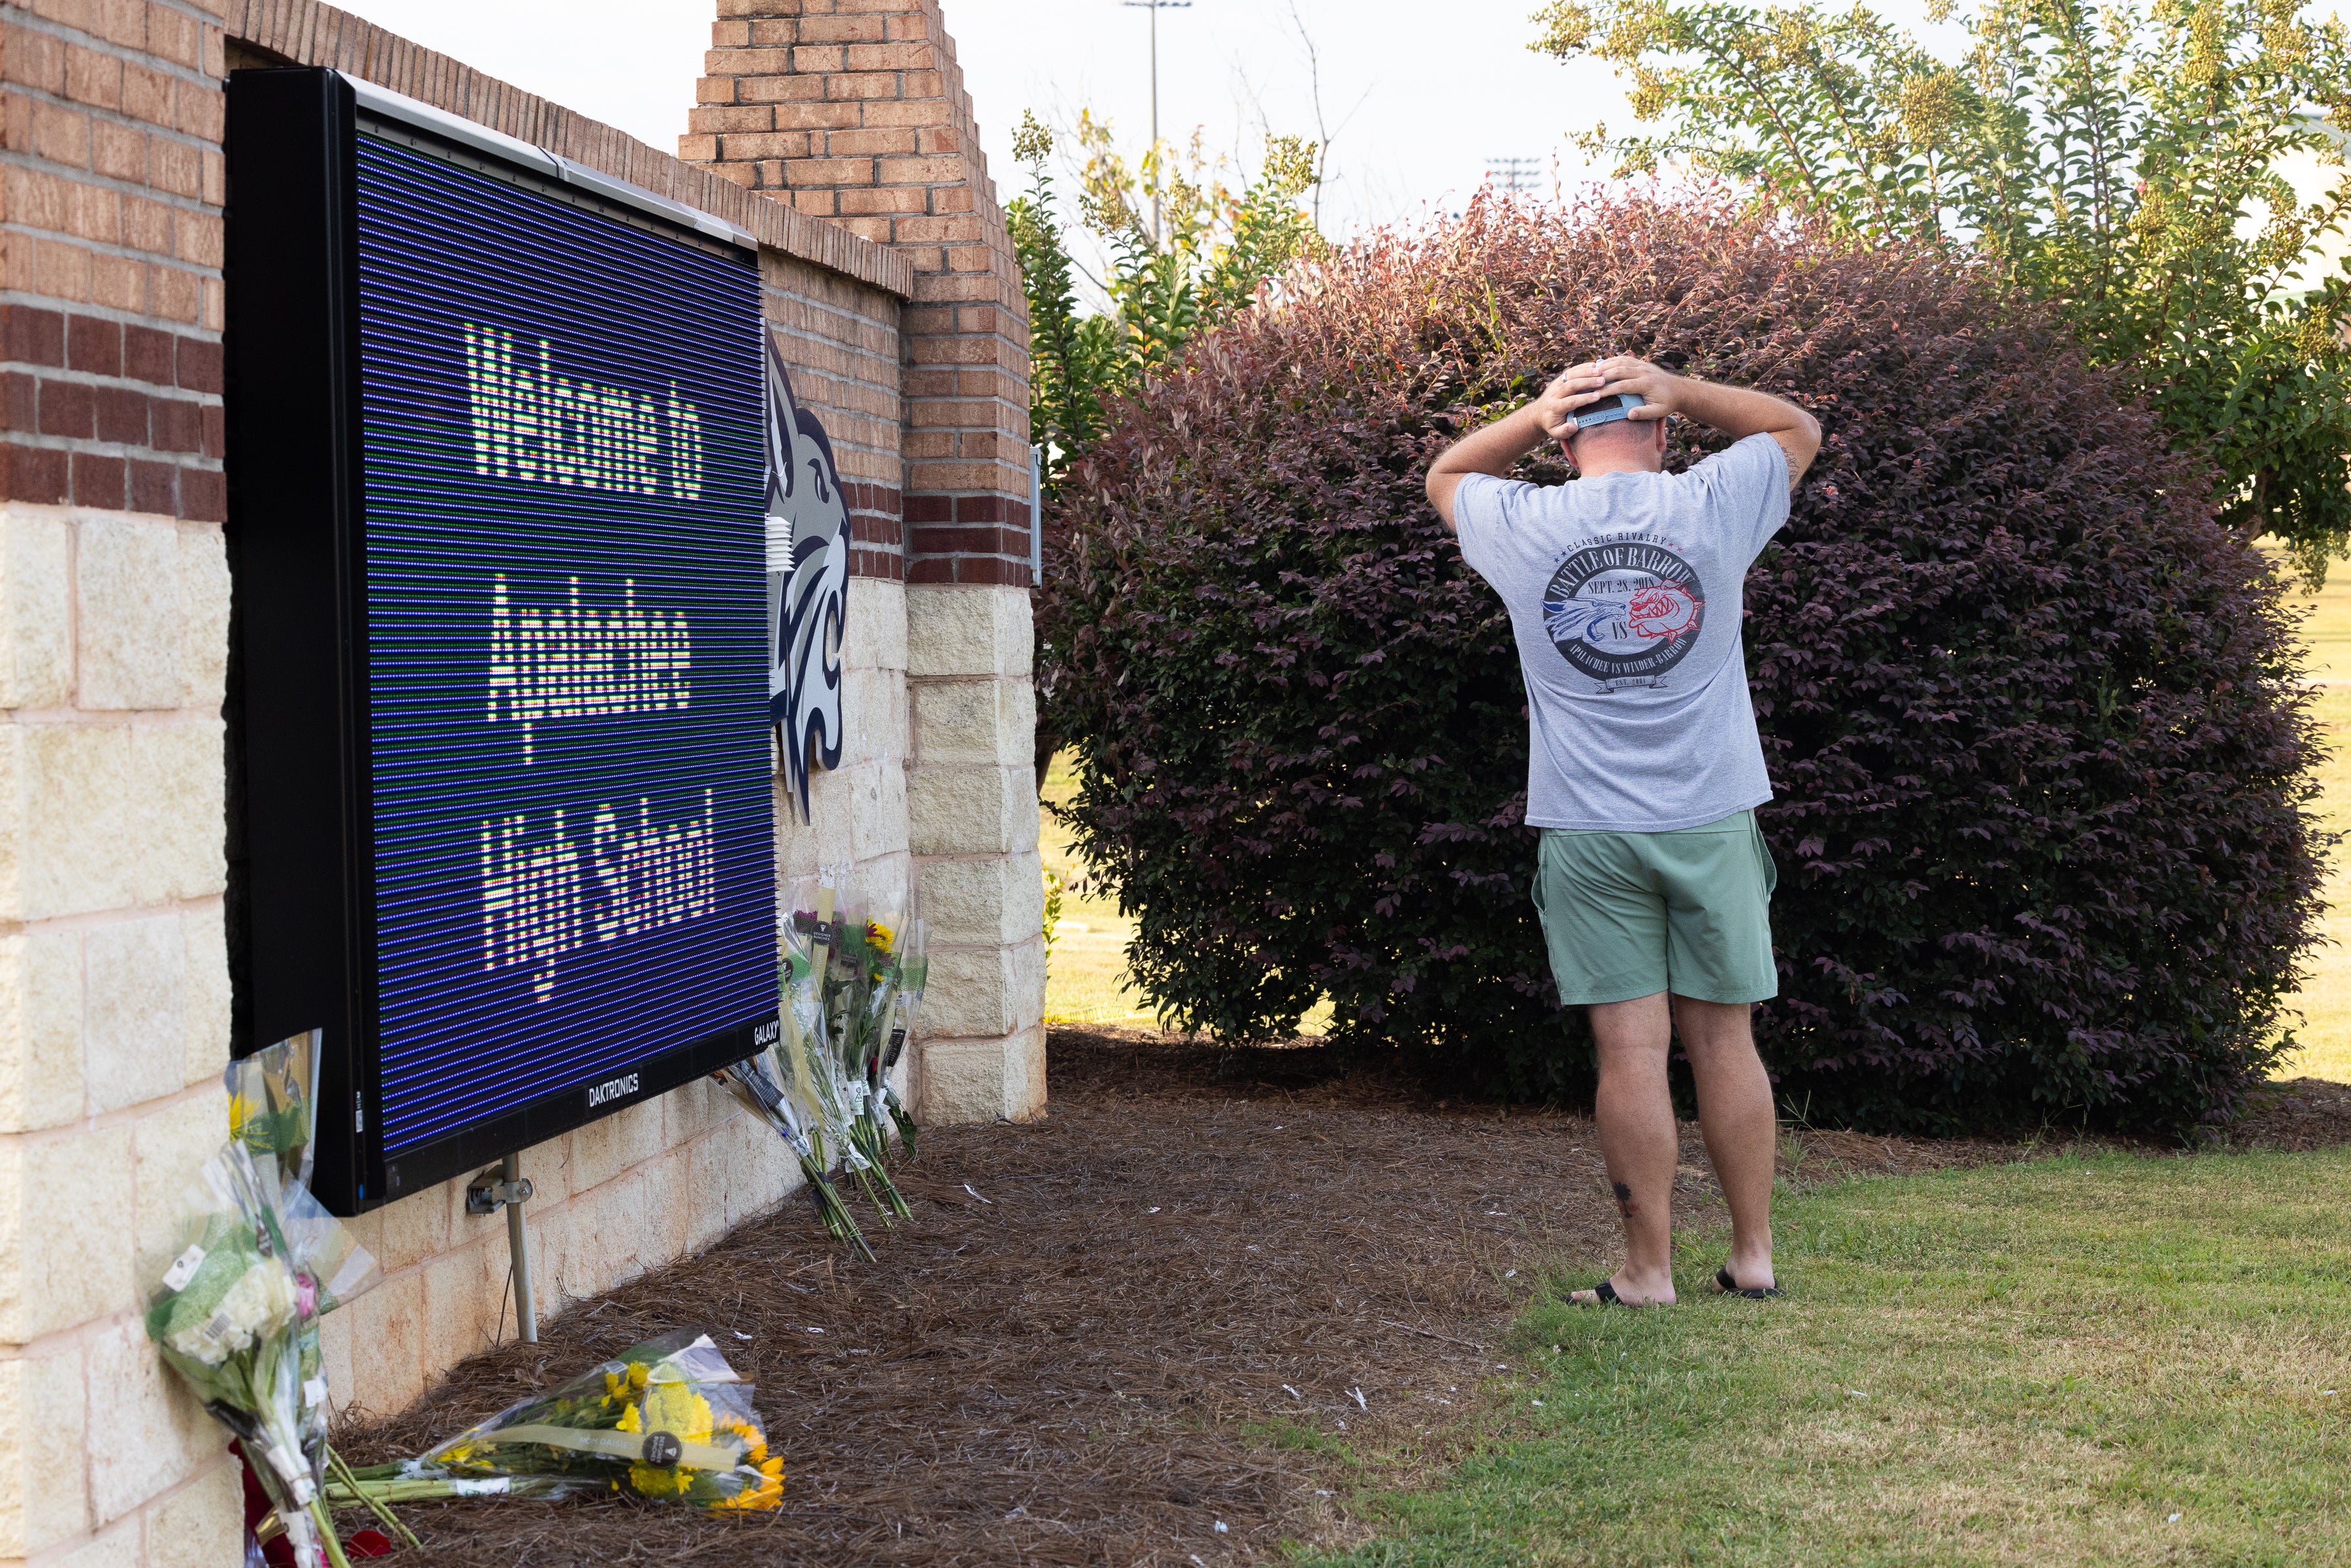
[227,70,780,1214]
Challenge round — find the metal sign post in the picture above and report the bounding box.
[468,1155,538,1342]
[1029,443,1044,586]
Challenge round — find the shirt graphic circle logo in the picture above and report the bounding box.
[1541,539,1707,684]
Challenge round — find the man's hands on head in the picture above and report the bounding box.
[1422,356,1824,529]
[1527,367,1593,442]
[1558,356,1819,489]
[1570,355,1821,491]
[1552,355,1683,427]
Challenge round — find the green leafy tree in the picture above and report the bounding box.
[1006,110,1323,494]
[1534,0,2351,569]
[1006,113,1113,496]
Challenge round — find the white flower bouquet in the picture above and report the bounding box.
[145,1144,349,1567]
[150,1031,395,1565]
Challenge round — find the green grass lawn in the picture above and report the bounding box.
[2282,688,2351,1083]
[2282,552,2351,686]
[1305,1148,2351,1567]
[2275,559,2351,1083]
[1038,749,1159,1026]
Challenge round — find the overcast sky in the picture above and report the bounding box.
[334,0,1655,237]
[342,0,2343,244]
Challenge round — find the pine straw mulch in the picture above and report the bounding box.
[337,1032,2351,1567]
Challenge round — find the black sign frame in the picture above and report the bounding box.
[225,69,778,1215]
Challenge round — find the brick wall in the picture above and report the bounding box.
[0,4,227,517]
[2,304,223,518]
[688,0,1033,587]
[688,0,1047,1128]
[767,249,904,581]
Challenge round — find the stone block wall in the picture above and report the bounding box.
[0,0,246,1560]
[0,500,240,1565]
[906,586,1042,1116]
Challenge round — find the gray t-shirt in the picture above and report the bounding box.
[1454,433,1789,831]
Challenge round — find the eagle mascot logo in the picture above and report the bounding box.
[763,330,851,824]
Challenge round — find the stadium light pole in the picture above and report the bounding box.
[1486,155,1545,196]
[1121,0,1191,244]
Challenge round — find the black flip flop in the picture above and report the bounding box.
[1715,1266,1782,1300]
[1576,1279,1628,1305]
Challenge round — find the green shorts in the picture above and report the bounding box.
[1531,810,1779,1007]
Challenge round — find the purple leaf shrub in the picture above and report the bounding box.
[1038,193,2327,1138]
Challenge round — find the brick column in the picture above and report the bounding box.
[688,0,1044,1123]
[0,1,244,1561]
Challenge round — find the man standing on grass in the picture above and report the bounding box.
[1424,357,1820,1305]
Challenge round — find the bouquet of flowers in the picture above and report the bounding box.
[782,876,856,1158]
[714,872,875,1256]
[335,1332,784,1511]
[723,874,924,1251]
[152,1032,399,1566]
[146,1144,352,1567]
[818,894,921,1208]
[226,1034,379,1407]
[878,910,927,1158]
[711,1050,872,1261]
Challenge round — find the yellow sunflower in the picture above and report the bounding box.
[618,1381,716,1499]
[716,1464,786,1511]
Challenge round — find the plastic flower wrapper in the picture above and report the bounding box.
[878,910,926,1158]
[278,1179,382,1501]
[146,1144,354,1568]
[223,1024,385,1478]
[227,1029,322,1189]
[813,897,905,1219]
[712,1049,872,1260]
[750,871,918,1237]
[823,905,914,1215]
[339,1332,783,1511]
[227,1032,384,1524]
[717,869,889,1256]
[780,872,858,1169]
